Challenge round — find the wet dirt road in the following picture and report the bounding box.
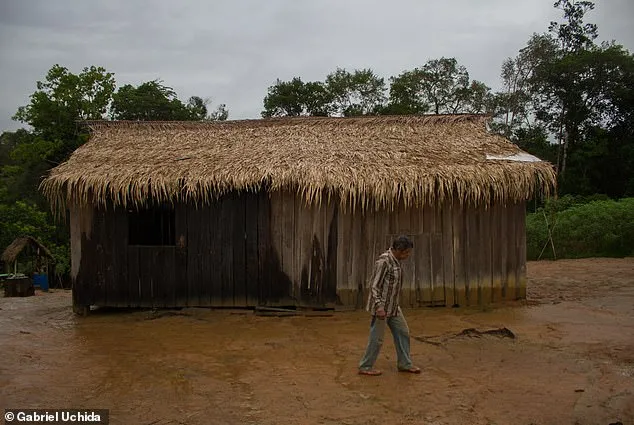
[1,258,633,425]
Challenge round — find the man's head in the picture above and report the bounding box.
[391,235,414,260]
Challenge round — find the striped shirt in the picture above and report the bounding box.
[366,249,403,317]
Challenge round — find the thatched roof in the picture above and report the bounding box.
[1,236,54,264]
[41,114,556,212]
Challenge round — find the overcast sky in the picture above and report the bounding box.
[1,0,632,133]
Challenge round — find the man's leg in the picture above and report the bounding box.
[387,308,419,372]
[358,316,386,374]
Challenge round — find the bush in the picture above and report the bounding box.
[527,197,634,259]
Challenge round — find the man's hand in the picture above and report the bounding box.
[376,307,386,320]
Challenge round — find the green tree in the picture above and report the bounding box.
[111,81,188,121]
[262,78,332,117]
[497,0,634,198]
[324,68,386,116]
[186,96,229,121]
[387,58,493,115]
[548,0,598,53]
[14,64,115,141]
[493,34,559,138]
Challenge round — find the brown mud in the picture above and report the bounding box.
[1,258,633,424]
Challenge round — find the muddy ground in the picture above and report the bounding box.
[1,258,633,425]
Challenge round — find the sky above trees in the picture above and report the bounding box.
[1,0,633,132]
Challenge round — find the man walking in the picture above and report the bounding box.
[358,235,421,376]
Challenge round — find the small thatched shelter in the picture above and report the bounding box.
[2,236,54,274]
[41,114,555,312]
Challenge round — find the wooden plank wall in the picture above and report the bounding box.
[335,200,528,308]
[267,190,339,307]
[71,191,527,309]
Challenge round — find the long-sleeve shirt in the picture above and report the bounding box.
[365,249,403,317]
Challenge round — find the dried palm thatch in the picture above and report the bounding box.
[2,236,54,264]
[41,114,556,213]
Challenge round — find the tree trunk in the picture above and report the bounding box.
[561,129,569,177]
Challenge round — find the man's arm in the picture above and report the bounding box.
[370,259,388,310]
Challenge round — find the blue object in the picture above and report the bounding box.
[33,273,49,291]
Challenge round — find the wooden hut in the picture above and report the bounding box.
[2,236,54,276]
[41,115,555,313]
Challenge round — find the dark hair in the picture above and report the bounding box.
[392,235,414,251]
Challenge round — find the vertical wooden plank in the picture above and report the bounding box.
[491,203,503,303]
[480,204,493,306]
[360,205,375,308]
[209,200,223,307]
[420,205,432,305]
[174,204,188,307]
[267,191,282,304]
[233,193,247,307]
[441,202,455,307]
[506,202,518,300]
[313,199,329,306]
[114,209,129,307]
[127,245,140,307]
[154,247,166,308]
[500,203,509,300]
[165,248,177,307]
[102,211,116,306]
[280,191,295,303]
[394,202,413,308]
[187,206,201,306]
[464,207,474,306]
[452,200,467,307]
[321,199,329,305]
[307,199,319,304]
[245,193,259,307]
[324,200,339,305]
[409,205,421,307]
[471,206,482,306]
[297,197,311,305]
[257,191,272,306]
[516,202,527,299]
[336,202,345,305]
[431,205,445,305]
[220,194,235,306]
[336,204,351,306]
[93,210,107,305]
[350,205,363,308]
[356,207,369,308]
[197,203,210,306]
[138,248,153,308]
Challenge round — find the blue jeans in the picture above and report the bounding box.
[359,307,414,370]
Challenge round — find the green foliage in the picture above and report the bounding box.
[526,197,634,259]
[388,58,494,115]
[13,64,115,142]
[262,69,387,118]
[324,68,386,116]
[262,77,322,117]
[110,80,227,121]
[548,0,598,52]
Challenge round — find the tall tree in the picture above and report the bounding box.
[533,0,599,178]
[324,68,386,116]
[13,64,115,145]
[498,0,634,197]
[186,96,229,121]
[387,58,493,115]
[548,0,598,53]
[261,78,332,117]
[493,34,559,138]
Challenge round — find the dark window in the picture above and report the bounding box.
[128,207,175,246]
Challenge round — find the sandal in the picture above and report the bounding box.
[398,366,421,374]
[358,369,382,376]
